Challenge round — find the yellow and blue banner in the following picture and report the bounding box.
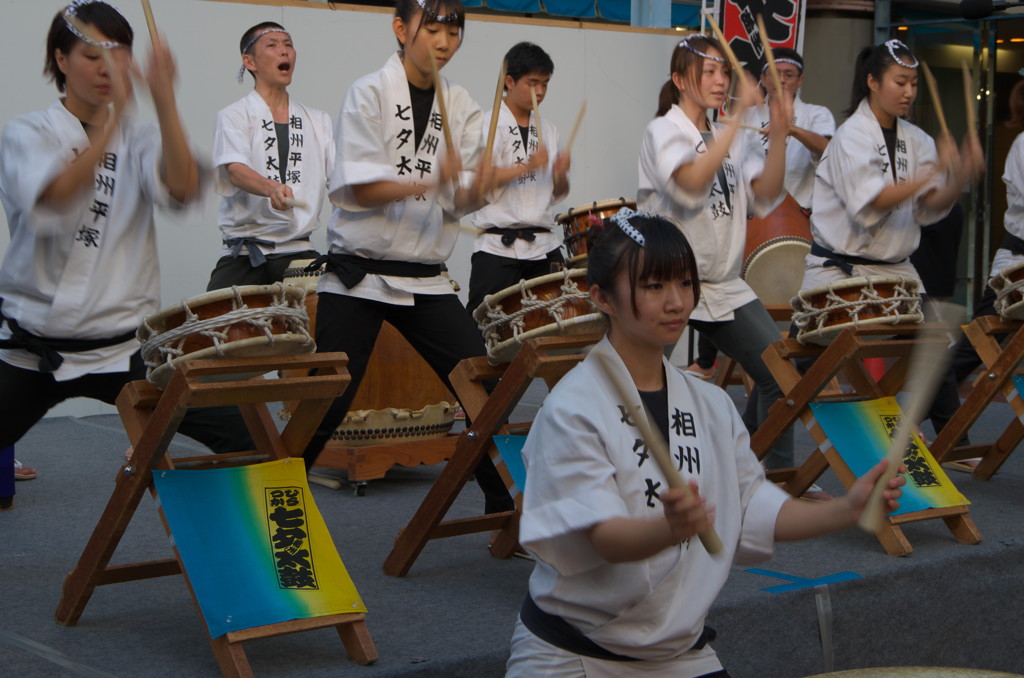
[153,458,366,637]
[810,397,968,515]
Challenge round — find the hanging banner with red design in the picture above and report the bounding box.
[718,0,806,76]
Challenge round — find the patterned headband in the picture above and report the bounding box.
[885,39,918,69]
[415,0,459,23]
[611,207,646,247]
[678,34,724,64]
[237,27,291,83]
[761,57,803,73]
[63,0,124,49]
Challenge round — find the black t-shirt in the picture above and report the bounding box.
[638,385,670,449]
[409,81,435,151]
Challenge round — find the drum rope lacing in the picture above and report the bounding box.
[140,284,312,370]
[476,273,592,348]
[991,274,1024,318]
[792,279,922,333]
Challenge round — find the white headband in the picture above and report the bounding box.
[611,207,647,247]
[885,39,918,69]
[237,27,291,83]
[678,34,724,64]
[63,1,124,49]
[415,0,458,23]
[761,57,803,74]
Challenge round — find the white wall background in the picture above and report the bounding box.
[0,0,682,417]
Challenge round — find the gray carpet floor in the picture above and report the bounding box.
[3,381,1023,678]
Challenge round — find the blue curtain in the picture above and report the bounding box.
[541,0,597,17]
[484,0,544,11]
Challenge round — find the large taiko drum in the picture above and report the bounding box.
[989,261,1024,320]
[473,267,606,364]
[743,193,813,305]
[138,283,313,387]
[282,260,458,446]
[791,276,923,346]
[557,198,636,264]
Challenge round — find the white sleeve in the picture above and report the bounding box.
[807,105,836,138]
[910,131,950,227]
[638,118,705,210]
[212,105,254,197]
[726,400,789,564]
[738,129,779,218]
[820,127,891,230]
[328,79,398,211]
[0,116,89,236]
[519,398,632,577]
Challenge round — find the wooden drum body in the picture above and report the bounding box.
[557,198,635,264]
[990,261,1024,320]
[791,276,923,346]
[473,268,606,364]
[138,283,313,387]
[282,261,458,447]
[743,193,812,306]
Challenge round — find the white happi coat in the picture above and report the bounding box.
[520,338,788,673]
[991,132,1024,277]
[213,91,334,257]
[637,104,779,322]
[743,94,836,210]
[469,101,566,260]
[321,53,483,304]
[0,102,191,380]
[803,98,950,290]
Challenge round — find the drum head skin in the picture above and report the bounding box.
[743,239,811,306]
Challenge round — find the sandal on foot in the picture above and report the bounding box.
[14,460,37,481]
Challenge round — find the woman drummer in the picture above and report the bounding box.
[802,40,983,434]
[505,209,905,677]
[637,34,795,471]
[0,2,251,501]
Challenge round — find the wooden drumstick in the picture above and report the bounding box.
[858,304,962,533]
[920,61,949,138]
[595,351,725,555]
[566,99,587,152]
[429,52,460,192]
[962,59,977,135]
[483,59,508,169]
[141,0,159,44]
[283,197,308,209]
[700,14,746,86]
[530,86,545,153]
[755,14,784,102]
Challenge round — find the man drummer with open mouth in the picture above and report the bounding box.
[205,21,333,290]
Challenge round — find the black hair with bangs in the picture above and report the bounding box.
[394,0,466,51]
[45,2,134,93]
[586,212,701,317]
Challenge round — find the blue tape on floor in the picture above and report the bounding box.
[744,568,862,594]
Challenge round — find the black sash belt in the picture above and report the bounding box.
[1000,232,1024,257]
[314,253,442,289]
[0,300,137,373]
[810,242,906,277]
[484,226,551,247]
[520,594,715,662]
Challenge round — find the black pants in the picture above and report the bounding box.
[950,283,999,385]
[303,292,514,514]
[694,331,719,369]
[466,249,565,320]
[0,352,253,453]
[207,249,321,291]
